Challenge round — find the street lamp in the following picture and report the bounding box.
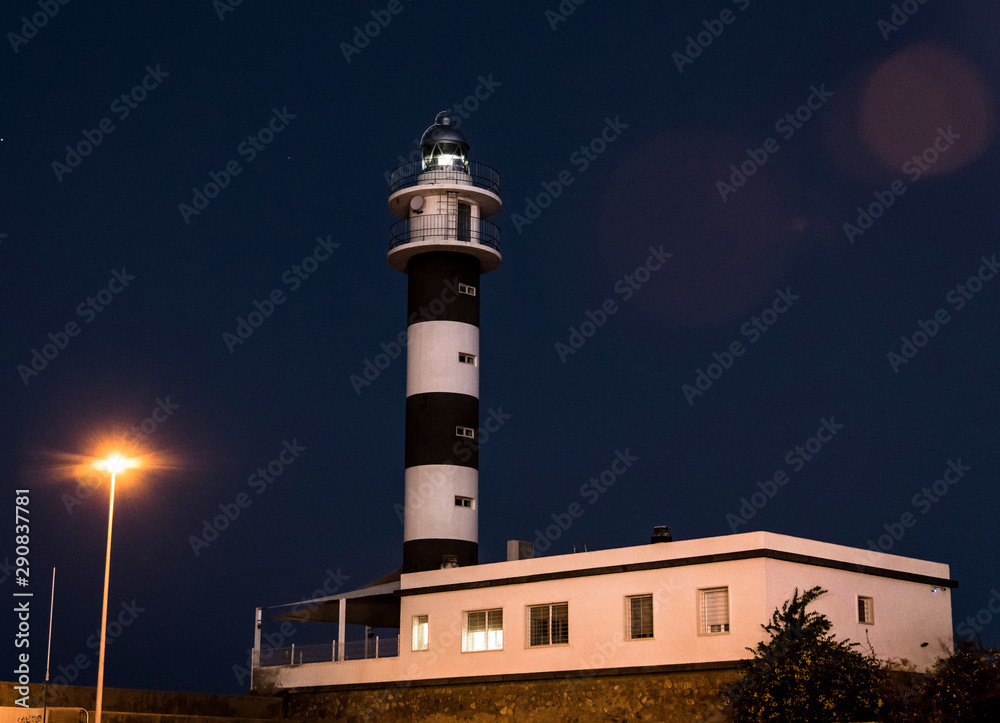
[92,453,138,723]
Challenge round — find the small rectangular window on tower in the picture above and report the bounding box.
[459,352,477,365]
[458,283,477,296]
[858,596,874,624]
[455,496,474,508]
[456,426,475,439]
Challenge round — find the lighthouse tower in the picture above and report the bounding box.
[388,112,502,574]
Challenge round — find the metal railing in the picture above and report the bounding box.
[257,636,400,667]
[389,215,500,252]
[389,160,501,195]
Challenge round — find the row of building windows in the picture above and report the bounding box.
[411,587,733,653]
[411,590,876,653]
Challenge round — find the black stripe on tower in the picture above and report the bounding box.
[403,539,477,573]
[405,392,479,469]
[407,252,480,327]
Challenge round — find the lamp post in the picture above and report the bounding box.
[93,453,136,723]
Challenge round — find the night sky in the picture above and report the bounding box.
[3,0,999,697]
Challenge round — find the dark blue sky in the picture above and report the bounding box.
[3,0,999,696]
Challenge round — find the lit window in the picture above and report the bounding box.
[456,426,475,438]
[700,587,730,634]
[455,496,474,508]
[528,602,568,647]
[459,352,477,365]
[412,615,428,651]
[858,596,874,624]
[463,609,503,651]
[627,594,654,640]
[458,282,477,296]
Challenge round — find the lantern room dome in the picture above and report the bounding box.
[420,111,469,154]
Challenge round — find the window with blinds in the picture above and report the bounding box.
[528,602,569,646]
[700,587,730,634]
[627,594,654,639]
[412,615,428,651]
[858,596,874,624]
[463,608,503,651]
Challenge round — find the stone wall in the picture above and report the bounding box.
[285,668,740,722]
[0,681,281,722]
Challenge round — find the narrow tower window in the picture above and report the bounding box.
[458,283,477,296]
[457,202,472,242]
[458,352,477,365]
[456,426,475,439]
[455,496,474,508]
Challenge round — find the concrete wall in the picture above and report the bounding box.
[257,532,953,691]
[285,667,741,723]
[0,681,281,722]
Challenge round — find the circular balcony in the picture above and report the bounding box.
[387,214,501,273]
[388,161,502,220]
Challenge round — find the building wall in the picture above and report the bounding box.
[255,532,953,691]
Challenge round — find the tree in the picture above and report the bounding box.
[725,585,886,722]
[889,639,1000,722]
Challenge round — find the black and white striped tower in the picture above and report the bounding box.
[388,111,502,574]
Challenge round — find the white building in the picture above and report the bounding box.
[249,113,955,694]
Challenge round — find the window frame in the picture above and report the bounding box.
[456,426,475,439]
[462,608,503,652]
[625,593,654,641]
[454,496,475,508]
[412,614,429,652]
[458,282,477,296]
[458,352,477,366]
[698,586,731,635]
[858,595,874,625]
[526,602,569,648]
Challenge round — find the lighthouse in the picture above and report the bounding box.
[388,111,502,573]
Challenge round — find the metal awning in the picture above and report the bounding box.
[267,568,401,629]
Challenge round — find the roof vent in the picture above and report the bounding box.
[651,526,673,543]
